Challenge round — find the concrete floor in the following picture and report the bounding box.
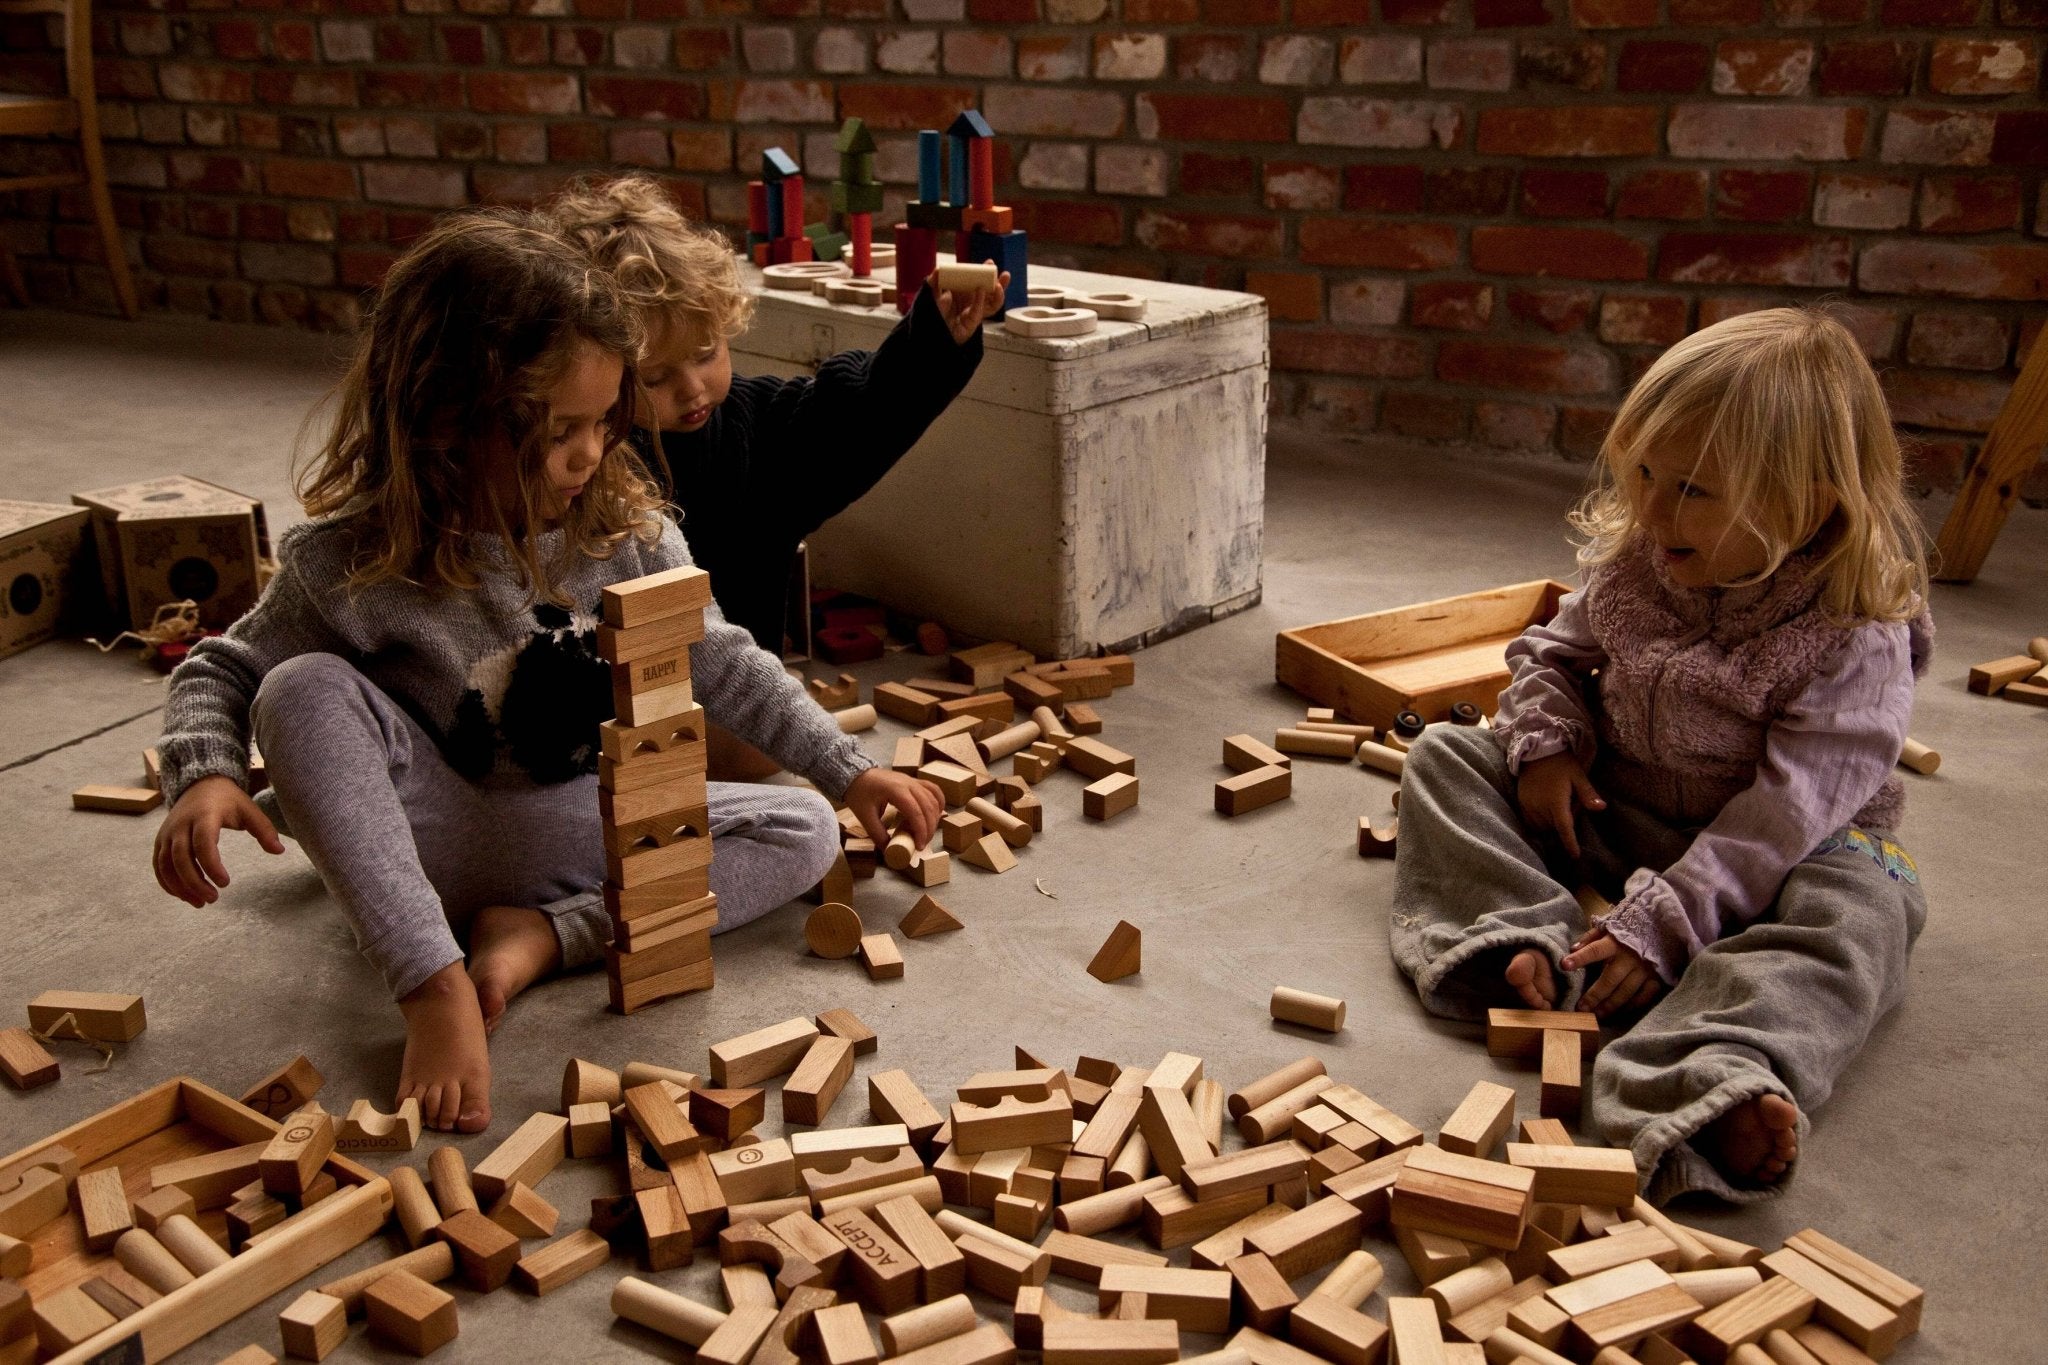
[3,308,2043,1361]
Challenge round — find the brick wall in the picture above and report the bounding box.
[2,0,2043,481]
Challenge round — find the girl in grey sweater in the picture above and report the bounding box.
[151,211,942,1133]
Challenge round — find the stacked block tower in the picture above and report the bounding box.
[597,566,719,1014]
[891,109,1029,317]
[745,148,811,267]
[830,118,881,277]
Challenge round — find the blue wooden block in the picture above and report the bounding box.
[948,136,968,208]
[761,146,801,181]
[765,186,784,240]
[948,110,993,141]
[963,228,1028,318]
[917,130,943,204]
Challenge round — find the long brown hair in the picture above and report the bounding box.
[297,208,667,603]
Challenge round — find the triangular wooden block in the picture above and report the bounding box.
[927,731,990,778]
[688,1087,766,1142]
[807,848,855,905]
[959,831,1016,874]
[1087,921,1141,983]
[899,894,962,938]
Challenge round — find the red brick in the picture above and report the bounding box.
[1920,175,2022,233]
[549,121,606,163]
[1858,241,2048,298]
[473,166,582,206]
[552,26,605,65]
[375,24,428,63]
[158,63,255,104]
[837,84,977,131]
[1343,164,1425,212]
[1379,390,1467,440]
[1930,38,2038,94]
[1180,152,1257,197]
[1329,278,1405,326]
[1716,168,1811,222]
[1659,232,1852,287]
[1772,0,1868,21]
[1519,168,1608,218]
[1817,39,1916,97]
[502,23,548,65]
[1440,339,1612,394]
[273,22,317,64]
[1882,0,1978,19]
[1411,280,1494,330]
[1383,0,1457,19]
[469,71,580,115]
[759,0,819,13]
[1299,219,1460,269]
[264,157,360,200]
[168,152,258,193]
[1019,35,1090,81]
[1294,0,1370,20]
[1300,98,1462,149]
[1476,107,1660,158]
[437,21,485,63]
[1263,161,1341,211]
[1134,209,1283,259]
[1474,401,1557,449]
[671,127,730,171]
[1425,166,1513,214]
[1206,0,1281,20]
[1618,40,1709,93]
[1518,39,1607,91]
[707,79,833,123]
[1881,109,1995,166]
[608,126,668,167]
[261,71,360,108]
[586,76,704,121]
[210,19,266,59]
[1170,34,1243,82]
[1992,112,2048,165]
[986,85,1124,137]
[1289,376,1376,427]
[1271,330,1430,378]
[969,0,1035,17]
[144,236,240,278]
[1814,172,1913,228]
[1713,40,1812,96]
[1429,38,1514,90]
[1906,312,2011,369]
[674,28,732,69]
[1473,0,1553,24]
[363,162,469,207]
[1902,436,1971,494]
[1670,104,1865,160]
[1137,92,1292,143]
[1569,0,1655,24]
[1560,405,1616,458]
[1598,294,1689,346]
[1472,226,1650,281]
[1126,0,1198,17]
[1882,370,2013,431]
[1245,269,1321,322]
[1671,0,1762,16]
[1012,199,1125,247]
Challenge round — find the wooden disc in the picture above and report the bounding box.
[805,903,864,959]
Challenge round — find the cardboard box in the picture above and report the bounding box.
[1276,578,1573,729]
[72,476,270,632]
[0,499,93,662]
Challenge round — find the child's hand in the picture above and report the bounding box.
[1515,752,1605,859]
[1562,926,1663,1017]
[934,271,1011,345]
[153,774,285,908]
[843,768,945,849]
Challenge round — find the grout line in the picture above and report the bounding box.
[0,704,165,774]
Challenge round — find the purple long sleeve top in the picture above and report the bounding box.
[1492,534,1930,984]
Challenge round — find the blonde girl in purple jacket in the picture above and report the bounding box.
[1391,308,1932,1203]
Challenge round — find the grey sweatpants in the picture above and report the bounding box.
[250,653,841,1002]
[1389,724,1927,1204]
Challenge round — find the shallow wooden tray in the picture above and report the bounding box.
[0,1076,392,1364]
[1276,578,1573,729]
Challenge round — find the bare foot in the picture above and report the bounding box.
[396,961,492,1133]
[1698,1093,1800,1187]
[1505,948,1557,1009]
[468,904,562,1036]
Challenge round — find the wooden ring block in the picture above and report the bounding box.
[1068,292,1147,321]
[1005,307,1099,339]
[765,262,851,290]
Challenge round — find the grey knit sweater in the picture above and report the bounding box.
[157,512,872,806]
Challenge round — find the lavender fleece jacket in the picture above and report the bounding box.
[1493,534,1932,985]
[158,512,872,808]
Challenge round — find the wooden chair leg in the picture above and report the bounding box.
[1933,334,2048,583]
[74,113,138,318]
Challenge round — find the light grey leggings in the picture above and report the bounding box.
[250,653,841,1002]
[1389,724,1927,1204]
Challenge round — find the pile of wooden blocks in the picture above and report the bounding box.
[1967,636,2048,708]
[598,567,721,1015]
[0,992,145,1091]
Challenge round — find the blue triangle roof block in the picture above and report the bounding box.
[761,147,801,180]
[835,117,877,154]
[947,110,993,141]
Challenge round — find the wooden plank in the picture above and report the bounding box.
[1934,315,2048,581]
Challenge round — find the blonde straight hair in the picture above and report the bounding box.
[1570,307,1929,623]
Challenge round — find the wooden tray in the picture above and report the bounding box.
[0,1077,393,1364]
[1276,579,1573,729]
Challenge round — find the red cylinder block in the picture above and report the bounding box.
[851,212,873,277]
[746,181,769,235]
[893,225,937,314]
[779,176,804,236]
[968,140,993,210]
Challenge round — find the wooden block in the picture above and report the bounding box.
[819,1207,921,1313]
[1438,1081,1516,1159]
[1783,1229,1922,1336]
[1685,1277,1816,1363]
[862,934,906,979]
[1087,921,1142,982]
[1231,1326,1337,1365]
[567,1102,614,1160]
[1539,1031,1583,1119]
[1270,987,1346,1032]
[488,1182,559,1239]
[26,989,146,1042]
[1487,1009,1602,1059]
[685,1088,765,1145]
[954,1094,1074,1156]
[240,1054,325,1118]
[226,1186,289,1250]
[71,784,164,813]
[921,761,981,804]
[1758,1249,1902,1358]
[127,1184,195,1236]
[1274,727,1357,760]
[1142,1183,1267,1249]
[960,830,1018,873]
[792,1125,911,1173]
[279,1290,347,1361]
[813,1301,881,1365]
[1136,1083,1210,1181]
[257,1108,336,1201]
[712,1017,822,1087]
[1389,1145,1533,1251]
[952,641,1035,688]
[937,692,1015,729]
[336,1097,422,1153]
[1065,702,1104,732]
[1083,773,1139,821]
[1318,1084,1425,1154]
[75,1166,134,1252]
[638,1185,695,1271]
[1968,654,2039,693]
[1245,1195,1363,1280]
[603,565,712,628]
[1388,1297,1446,1365]
[150,1140,267,1209]
[696,1303,781,1365]
[1041,1317,1178,1365]
[364,1270,459,1356]
[0,1027,58,1091]
[805,1151,927,1208]
[1181,1140,1311,1201]
[1546,1225,1683,1280]
[149,1212,230,1277]
[891,1321,1018,1365]
[1222,734,1291,773]
[801,902,863,965]
[509,1228,609,1296]
[1503,1144,1636,1206]
[435,1207,522,1291]
[624,1083,710,1163]
[856,1073,938,1152]
[1216,765,1291,816]
[1099,1264,1233,1332]
[786,1036,858,1126]
[32,1285,118,1354]
[1790,1324,1887,1364]
[2003,678,2048,705]
[900,893,964,937]
[1065,737,1135,779]
[1288,1295,1388,1365]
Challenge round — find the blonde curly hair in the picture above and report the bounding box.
[537,175,755,354]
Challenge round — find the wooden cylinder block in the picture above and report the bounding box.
[978,722,1042,763]
[1229,1058,1327,1120]
[880,1293,979,1355]
[428,1146,478,1219]
[1271,987,1346,1033]
[834,704,878,734]
[965,797,1032,848]
[389,1165,440,1248]
[114,1228,198,1294]
[885,830,918,870]
[1425,1256,1511,1318]
[1897,737,1940,775]
[613,1276,728,1346]
[620,1061,698,1092]
[1274,728,1356,760]
[1356,742,1407,777]
[1308,1250,1384,1309]
[806,903,866,960]
[155,1214,231,1275]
